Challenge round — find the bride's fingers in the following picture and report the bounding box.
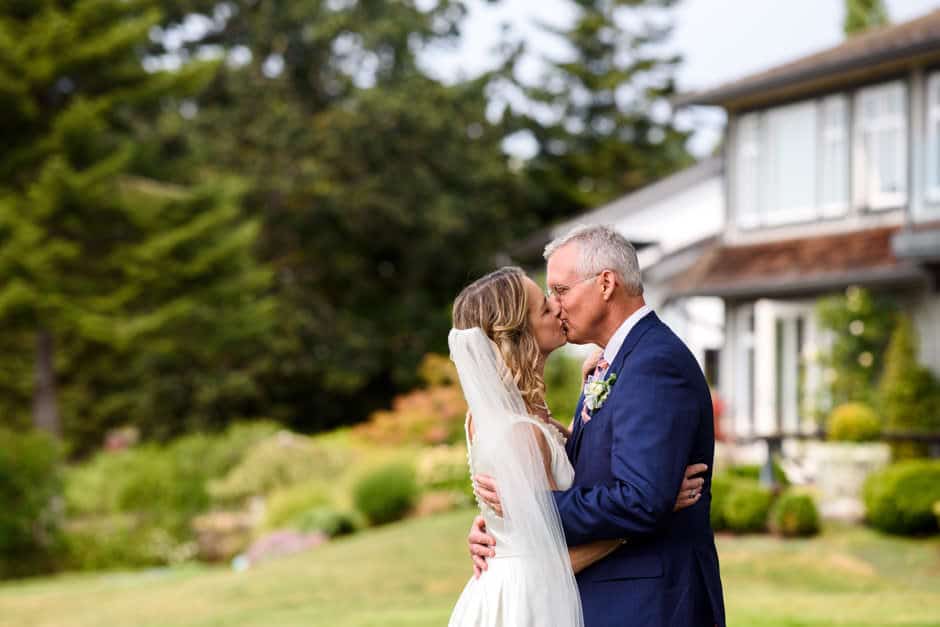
[685,463,709,478]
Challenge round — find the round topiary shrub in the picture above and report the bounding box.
[709,474,733,532]
[353,463,418,526]
[723,480,773,533]
[827,402,881,443]
[769,490,820,537]
[863,460,940,535]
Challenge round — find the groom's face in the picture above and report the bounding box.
[546,243,603,345]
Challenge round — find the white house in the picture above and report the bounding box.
[672,9,940,442]
[521,156,727,385]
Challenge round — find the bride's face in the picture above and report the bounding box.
[523,277,566,356]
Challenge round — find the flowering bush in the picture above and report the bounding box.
[356,353,467,446]
[416,444,473,502]
[208,431,350,505]
[815,286,896,418]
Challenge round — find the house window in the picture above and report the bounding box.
[819,95,849,216]
[733,95,850,229]
[735,113,761,229]
[854,81,907,210]
[927,72,940,202]
[764,101,818,225]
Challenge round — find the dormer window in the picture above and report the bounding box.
[854,81,907,210]
[732,80,908,229]
[733,94,850,228]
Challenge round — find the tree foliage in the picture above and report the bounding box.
[844,0,889,37]
[0,0,273,452]
[509,0,692,222]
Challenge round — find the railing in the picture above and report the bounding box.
[725,430,940,489]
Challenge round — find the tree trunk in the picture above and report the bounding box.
[32,328,61,438]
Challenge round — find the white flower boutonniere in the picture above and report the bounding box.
[583,372,617,413]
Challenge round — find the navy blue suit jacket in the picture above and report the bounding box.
[554,313,726,627]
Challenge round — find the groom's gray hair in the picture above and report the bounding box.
[544,224,643,296]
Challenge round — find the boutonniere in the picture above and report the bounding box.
[584,372,617,413]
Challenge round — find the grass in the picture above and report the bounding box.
[1,509,938,627]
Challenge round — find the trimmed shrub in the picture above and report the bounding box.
[727,461,790,488]
[827,402,881,442]
[770,490,821,537]
[863,460,940,535]
[294,507,359,537]
[709,474,733,532]
[0,428,64,578]
[723,480,774,533]
[260,483,331,533]
[353,463,418,526]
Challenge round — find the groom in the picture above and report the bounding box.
[469,225,726,626]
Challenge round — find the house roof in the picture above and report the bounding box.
[676,8,940,111]
[549,155,723,239]
[667,226,928,300]
[512,155,723,262]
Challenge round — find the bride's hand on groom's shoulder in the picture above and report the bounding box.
[467,515,496,579]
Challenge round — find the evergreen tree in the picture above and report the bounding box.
[878,315,940,458]
[513,0,693,222]
[844,0,890,36]
[147,1,528,432]
[0,1,273,449]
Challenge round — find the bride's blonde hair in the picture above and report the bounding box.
[452,266,545,412]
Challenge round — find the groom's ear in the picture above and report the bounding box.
[600,270,617,301]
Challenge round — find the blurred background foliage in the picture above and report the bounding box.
[0,0,692,452]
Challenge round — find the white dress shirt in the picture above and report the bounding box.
[601,305,653,365]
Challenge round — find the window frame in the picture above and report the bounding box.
[926,71,940,204]
[853,80,908,211]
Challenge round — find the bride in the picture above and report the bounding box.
[447,266,703,627]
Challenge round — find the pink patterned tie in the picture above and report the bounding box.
[581,356,610,424]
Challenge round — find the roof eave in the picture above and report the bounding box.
[668,265,928,301]
[676,39,940,110]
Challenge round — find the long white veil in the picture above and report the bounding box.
[449,327,583,627]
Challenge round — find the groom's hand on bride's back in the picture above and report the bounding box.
[468,515,496,579]
[475,464,707,520]
[473,474,502,517]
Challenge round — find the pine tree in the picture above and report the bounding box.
[0,1,273,447]
[514,0,693,222]
[844,0,890,37]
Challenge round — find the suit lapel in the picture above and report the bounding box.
[569,312,661,465]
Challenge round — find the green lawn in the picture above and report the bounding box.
[1,509,938,627]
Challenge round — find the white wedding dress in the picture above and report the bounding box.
[447,328,584,627]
